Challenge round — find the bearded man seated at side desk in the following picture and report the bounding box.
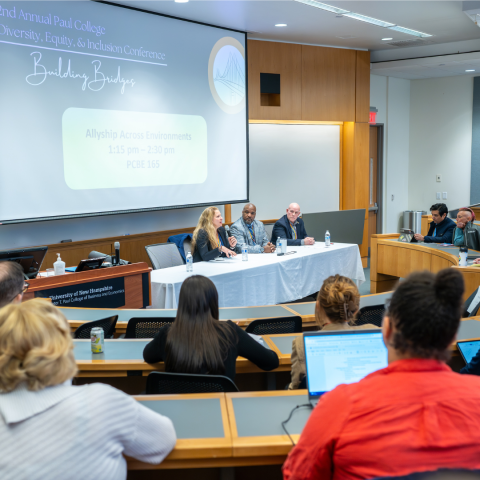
[453,208,480,251]
[230,203,276,253]
[414,203,456,243]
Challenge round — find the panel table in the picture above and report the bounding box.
[151,243,365,308]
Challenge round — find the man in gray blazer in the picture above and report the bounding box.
[230,204,276,253]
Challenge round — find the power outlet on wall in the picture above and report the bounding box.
[436,192,441,200]
[443,192,447,199]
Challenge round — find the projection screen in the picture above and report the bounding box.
[0,1,248,223]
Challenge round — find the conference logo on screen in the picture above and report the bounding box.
[208,37,245,114]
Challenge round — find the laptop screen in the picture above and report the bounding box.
[304,331,388,397]
[457,340,480,364]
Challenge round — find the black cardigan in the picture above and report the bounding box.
[192,227,234,263]
[143,320,279,381]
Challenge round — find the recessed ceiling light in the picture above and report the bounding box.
[466,69,476,72]
[275,24,287,27]
[174,0,189,3]
[382,38,393,41]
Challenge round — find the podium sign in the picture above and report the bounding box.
[35,277,126,308]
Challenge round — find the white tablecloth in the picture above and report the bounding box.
[150,243,365,309]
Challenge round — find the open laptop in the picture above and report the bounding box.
[457,339,480,364]
[303,330,388,406]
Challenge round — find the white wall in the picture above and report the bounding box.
[408,76,473,212]
[370,74,411,233]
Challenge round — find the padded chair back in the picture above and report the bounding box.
[245,316,302,335]
[74,315,118,339]
[145,243,184,269]
[183,238,193,258]
[125,317,176,338]
[264,223,274,242]
[356,305,385,328]
[146,371,239,394]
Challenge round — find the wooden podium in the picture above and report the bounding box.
[371,234,480,300]
[23,262,151,309]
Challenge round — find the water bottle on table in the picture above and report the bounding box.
[325,230,331,247]
[276,237,284,256]
[186,252,193,272]
[242,244,248,261]
[459,246,468,266]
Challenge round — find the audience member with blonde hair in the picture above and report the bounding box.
[192,206,237,262]
[288,275,378,390]
[0,299,176,480]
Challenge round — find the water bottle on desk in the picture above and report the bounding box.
[242,244,248,261]
[276,237,284,256]
[325,230,331,247]
[459,246,468,266]
[186,252,193,272]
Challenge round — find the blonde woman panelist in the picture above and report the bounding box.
[192,206,237,263]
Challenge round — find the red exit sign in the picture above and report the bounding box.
[369,111,377,124]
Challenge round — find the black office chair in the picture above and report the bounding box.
[245,316,302,335]
[73,315,118,339]
[355,305,385,328]
[145,371,239,394]
[125,317,176,338]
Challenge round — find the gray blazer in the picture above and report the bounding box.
[230,218,270,253]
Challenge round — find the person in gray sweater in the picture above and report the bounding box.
[0,299,176,480]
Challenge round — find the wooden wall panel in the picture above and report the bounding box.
[301,46,356,121]
[341,122,355,210]
[248,40,302,120]
[39,227,195,270]
[355,51,370,123]
[342,122,369,258]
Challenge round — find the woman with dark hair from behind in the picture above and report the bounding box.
[283,269,480,480]
[143,275,279,380]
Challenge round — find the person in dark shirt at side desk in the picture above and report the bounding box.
[143,275,279,382]
[414,203,456,243]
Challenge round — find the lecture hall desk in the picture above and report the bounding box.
[73,316,480,377]
[125,318,480,471]
[63,292,394,335]
[370,233,480,297]
[127,390,311,471]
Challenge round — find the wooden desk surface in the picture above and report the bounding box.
[74,317,480,377]
[73,337,291,377]
[128,393,233,470]
[370,233,480,299]
[127,390,312,470]
[65,292,392,334]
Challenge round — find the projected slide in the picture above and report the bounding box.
[0,2,247,223]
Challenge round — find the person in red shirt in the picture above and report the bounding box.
[283,268,480,480]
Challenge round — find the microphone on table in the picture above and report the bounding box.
[114,241,120,266]
[224,225,231,237]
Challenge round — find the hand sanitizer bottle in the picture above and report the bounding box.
[54,253,65,276]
